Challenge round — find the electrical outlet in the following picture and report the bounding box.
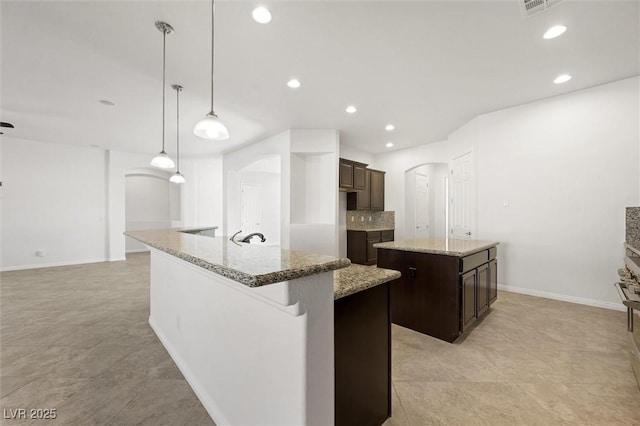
[369,216,372,221]
[361,216,364,222]
[351,216,354,222]
[35,250,45,257]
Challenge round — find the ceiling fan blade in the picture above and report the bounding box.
[0,122,15,128]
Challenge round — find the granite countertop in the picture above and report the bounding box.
[374,238,499,257]
[125,229,350,287]
[334,264,401,300]
[346,228,395,232]
[178,226,218,232]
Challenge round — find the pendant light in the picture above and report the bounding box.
[151,21,176,169]
[170,84,186,184]
[193,0,229,140]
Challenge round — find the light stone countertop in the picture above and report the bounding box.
[374,238,499,257]
[125,229,350,287]
[346,227,395,232]
[334,264,401,300]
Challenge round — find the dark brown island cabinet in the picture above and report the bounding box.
[339,158,385,211]
[376,240,498,343]
[347,229,394,265]
[334,265,400,426]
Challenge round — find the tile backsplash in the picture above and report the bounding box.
[346,210,395,230]
[626,207,640,249]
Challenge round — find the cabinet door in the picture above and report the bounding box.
[354,163,367,190]
[347,231,367,265]
[357,170,371,210]
[370,170,385,211]
[461,270,476,330]
[339,159,354,189]
[489,259,497,305]
[477,263,489,316]
[366,232,381,265]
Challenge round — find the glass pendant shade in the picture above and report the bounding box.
[150,150,175,169]
[193,112,229,140]
[170,171,186,184]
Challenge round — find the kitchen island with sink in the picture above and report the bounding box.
[125,228,350,426]
[376,238,499,343]
[125,229,400,426]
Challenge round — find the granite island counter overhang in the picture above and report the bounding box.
[125,228,352,426]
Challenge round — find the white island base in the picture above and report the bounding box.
[147,248,335,426]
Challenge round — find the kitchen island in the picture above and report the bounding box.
[375,238,499,343]
[125,228,349,426]
[125,229,400,426]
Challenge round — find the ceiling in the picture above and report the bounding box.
[1,1,638,158]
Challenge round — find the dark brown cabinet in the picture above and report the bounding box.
[339,158,368,191]
[353,163,367,190]
[339,160,354,189]
[477,263,489,317]
[370,169,385,211]
[461,269,476,330]
[347,169,385,211]
[335,282,392,426]
[347,229,394,265]
[377,246,498,343]
[340,158,386,211]
[489,259,498,304]
[348,170,371,210]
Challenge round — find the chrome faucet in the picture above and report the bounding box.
[240,232,266,243]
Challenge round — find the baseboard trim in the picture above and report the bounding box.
[1,258,109,272]
[498,283,626,312]
[149,317,228,426]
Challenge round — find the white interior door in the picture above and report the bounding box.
[241,183,262,234]
[450,150,475,239]
[415,173,430,239]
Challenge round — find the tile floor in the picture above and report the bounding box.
[1,253,639,425]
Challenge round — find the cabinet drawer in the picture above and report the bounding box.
[367,231,381,240]
[460,250,488,273]
[381,230,394,242]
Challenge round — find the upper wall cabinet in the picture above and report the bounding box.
[369,169,385,211]
[339,158,368,191]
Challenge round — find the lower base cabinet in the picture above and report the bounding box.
[335,283,391,426]
[377,246,498,343]
[347,230,394,265]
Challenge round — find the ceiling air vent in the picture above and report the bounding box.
[520,0,563,17]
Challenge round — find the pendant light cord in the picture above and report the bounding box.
[162,28,167,152]
[176,87,180,172]
[210,0,215,113]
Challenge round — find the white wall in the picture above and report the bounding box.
[375,77,640,308]
[339,144,376,167]
[290,130,340,256]
[180,157,223,229]
[224,131,291,246]
[124,169,174,252]
[1,136,223,270]
[1,137,109,269]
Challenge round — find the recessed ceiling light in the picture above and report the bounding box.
[287,79,301,89]
[553,74,572,84]
[543,25,567,40]
[385,124,395,131]
[99,100,116,107]
[386,142,394,148]
[346,106,357,114]
[252,6,272,24]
